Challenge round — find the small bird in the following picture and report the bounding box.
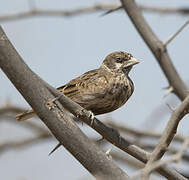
[16,51,139,121]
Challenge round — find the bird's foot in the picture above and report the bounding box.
[106,147,112,160]
[76,109,95,126]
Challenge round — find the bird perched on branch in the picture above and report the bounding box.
[16,51,139,121]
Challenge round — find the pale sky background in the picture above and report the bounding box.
[0,0,189,179]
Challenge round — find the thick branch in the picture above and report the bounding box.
[46,80,187,180]
[121,0,188,100]
[0,24,186,179]
[0,26,130,180]
[0,80,184,178]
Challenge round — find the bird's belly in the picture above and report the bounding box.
[89,81,133,115]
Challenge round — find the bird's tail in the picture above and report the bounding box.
[16,109,36,121]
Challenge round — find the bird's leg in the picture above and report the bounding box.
[76,109,95,126]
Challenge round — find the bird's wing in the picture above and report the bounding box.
[57,69,110,105]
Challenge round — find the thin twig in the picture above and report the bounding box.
[106,120,184,143]
[166,103,174,112]
[163,86,174,98]
[0,134,52,155]
[141,137,189,178]
[0,104,26,115]
[0,4,118,22]
[104,5,189,16]
[164,19,189,46]
[143,95,189,179]
[137,143,189,163]
[0,4,189,22]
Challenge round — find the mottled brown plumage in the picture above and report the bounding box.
[16,51,139,121]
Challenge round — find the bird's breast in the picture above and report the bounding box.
[107,74,134,109]
[76,73,134,115]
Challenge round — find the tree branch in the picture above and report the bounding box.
[0,134,52,155]
[121,0,188,101]
[144,95,189,171]
[141,137,189,179]
[0,4,118,22]
[106,120,184,143]
[164,19,189,46]
[0,16,187,179]
[46,81,187,180]
[0,26,130,180]
[0,4,189,23]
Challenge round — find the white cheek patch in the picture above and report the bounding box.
[115,63,122,69]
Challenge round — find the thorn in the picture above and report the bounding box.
[163,86,173,98]
[166,103,174,112]
[100,5,122,17]
[76,109,95,126]
[51,94,63,103]
[48,143,61,156]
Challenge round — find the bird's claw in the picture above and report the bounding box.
[106,148,112,160]
[88,110,95,126]
[76,109,95,126]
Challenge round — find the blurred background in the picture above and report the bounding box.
[0,0,189,179]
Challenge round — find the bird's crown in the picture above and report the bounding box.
[102,51,139,75]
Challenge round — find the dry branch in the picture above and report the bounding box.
[106,120,184,143]
[0,100,186,178]
[144,95,189,171]
[0,4,189,22]
[0,1,188,178]
[142,137,189,178]
[0,26,130,180]
[121,0,188,101]
[0,25,185,179]
[120,0,189,179]
[0,134,52,155]
[0,105,26,115]
[164,19,189,46]
[46,82,187,180]
[0,4,118,22]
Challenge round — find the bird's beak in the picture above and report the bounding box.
[125,57,140,68]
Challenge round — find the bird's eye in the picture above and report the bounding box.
[116,57,123,63]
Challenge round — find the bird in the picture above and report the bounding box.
[16,51,139,121]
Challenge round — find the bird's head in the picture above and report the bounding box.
[102,51,139,75]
